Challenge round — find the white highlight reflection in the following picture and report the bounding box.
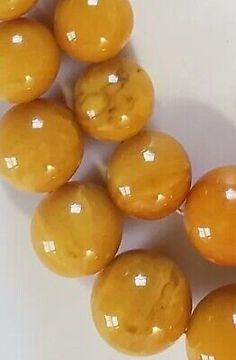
[233,313,236,324]
[43,241,56,253]
[88,0,98,5]
[100,36,108,47]
[70,203,82,214]
[104,315,119,328]
[87,109,96,119]
[108,74,119,84]
[119,186,131,197]
[67,31,77,42]
[201,355,215,360]
[32,117,44,129]
[143,149,156,162]
[5,157,18,169]
[47,165,56,173]
[135,274,147,287]
[12,34,23,44]
[152,326,162,334]
[198,227,211,239]
[226,188,236,200]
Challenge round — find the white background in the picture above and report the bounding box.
[1,1,236,359]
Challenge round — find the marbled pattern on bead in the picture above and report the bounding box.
[107,131,192,219]
[0,100,83,192]
[75,58,154,141]
[31,182,122,277]
[184,166,236,266]
[54,0,133,63]
[92,250,192,355]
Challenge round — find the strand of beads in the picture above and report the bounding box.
[0,1,235,359]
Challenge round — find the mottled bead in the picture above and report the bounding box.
[0,19,60,104]
[31,182,122,277]
[107,131,191,219]
[0,100,83,193]
[54,0,133,63]
[184,166,236,266]
[74,57,154,142]
[0,0,37,21]
[186,284,236,360]
[91,250,192,356]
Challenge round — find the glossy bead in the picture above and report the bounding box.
[91,250,192,355]
[107,131,191,220]
[0,0,37,21]
[184,166,236,266]
[54,0,133,63]
[74,57,154,142]
[0,100,83,193]
[186,284,236,360]
[31,182,122,277]
[0,19,60,104]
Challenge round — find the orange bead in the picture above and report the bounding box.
[0,100,83,193]
[0,0,37,21]
[107,131,191,219]
[186,284,236,360]
[91,250,192,355]
[184,166,236,266]
[54,0,133,63]
[0,19,60,104]
[31,182,122,277]
[74,57,154,141]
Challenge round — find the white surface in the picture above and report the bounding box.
[1,1,236,359]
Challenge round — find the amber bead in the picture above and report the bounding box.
[107,131,191,220]
[54,0,133,63]
[0,100,83,193]
[31,182,122,277]
[0,0,37,21]
[184,166,236,266]
[186,284,236,360]
[74,57,154,142]
[0,19,60,104]
[91,249,192,356]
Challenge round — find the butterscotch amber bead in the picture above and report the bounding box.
[91,250,192,356]
[0,19,60,104]
[107,131,191,219]
[0,100,83,193]
[74,58,154,142]
[54,0,133,63]
[184,166,236,266]
[0,0,37,21]
[186,284,236,360]
[31,182,122,277]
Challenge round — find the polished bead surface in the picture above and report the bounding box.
[107,131,191,219]
[74,57,154,142]
[0,0,37,21]
[186,284,236,360]
[54,0,133,63]
[184,166,236,266]
[0,19,60,104]
[91,250,192,356]
[0,100,83,193]
[31,182,122,277]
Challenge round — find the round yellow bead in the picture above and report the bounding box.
[31,182,122,277]
[54,0,133,63]
[0,0,37,21]
[74,57,154,141]
[184,166,236,266]
[0,19,60,104]
[0,99,83,193]
[91,249,192,356]
[186,284,236,360]
[107,131,192,219]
